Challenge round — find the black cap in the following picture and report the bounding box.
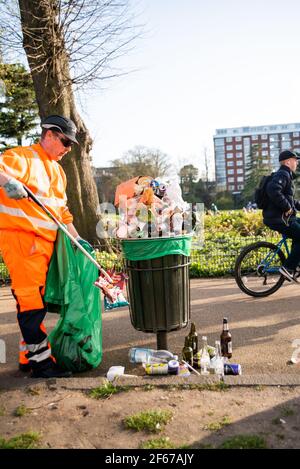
[41,115,78,144]
[279,150,300,162]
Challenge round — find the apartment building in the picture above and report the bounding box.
[214,123,300,192]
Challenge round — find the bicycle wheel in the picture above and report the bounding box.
[234,241,286,297]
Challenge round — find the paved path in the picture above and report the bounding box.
[1,278,300,388]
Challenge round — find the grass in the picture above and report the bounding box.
[272,417,283,425]
[281,406,294,417]
[188,382,230,392]
[124,409,173,433]
[219,434,268,449]
[89,382,130,399]
[14,405,31,417]
[26,387,41,396]
[143,384,155,392]
[204,415,231,431]
[0,432,40,449]
[255,385,265,392]
[140,436,189,449]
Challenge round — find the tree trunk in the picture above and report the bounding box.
[18,0,110,247]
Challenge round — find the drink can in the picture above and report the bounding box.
[168,359,179,375]
[144,363,169,375]
[224,363,242,375]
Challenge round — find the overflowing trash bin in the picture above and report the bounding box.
[122,235,192,349]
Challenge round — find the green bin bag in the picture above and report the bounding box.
[121,235,192,261]
[44,230,102,372]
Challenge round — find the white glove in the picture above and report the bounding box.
[3,178,27,199]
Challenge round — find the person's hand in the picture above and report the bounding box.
[75,236,94,252]
[3,178,27,199]
[285,208,293,216]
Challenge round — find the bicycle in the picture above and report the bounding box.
[234,235,290,297]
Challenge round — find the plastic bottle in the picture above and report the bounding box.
[200,336,210,375]
[128,347,175,364]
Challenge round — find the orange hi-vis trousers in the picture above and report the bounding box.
[0,230,55,369]
[0,230,54,311]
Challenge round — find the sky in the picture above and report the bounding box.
[78,0,300,179]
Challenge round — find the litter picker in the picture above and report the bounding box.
[23,185,113,284]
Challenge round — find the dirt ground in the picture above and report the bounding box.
[1,381,300,449]
[2,278,300,449]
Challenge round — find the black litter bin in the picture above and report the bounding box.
[121,235,192,349]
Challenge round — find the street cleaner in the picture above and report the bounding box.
[0,115,88,378]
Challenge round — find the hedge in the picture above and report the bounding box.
[0,210,286,282]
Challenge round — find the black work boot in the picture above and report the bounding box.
[31,364,72,379]
[19,363,32,372]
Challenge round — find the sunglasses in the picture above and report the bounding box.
[56,133,73,148]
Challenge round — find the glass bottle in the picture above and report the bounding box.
[220,317,232,359]
[187,322,198,355]
[182,337,193,366]
[212,340,224,376]
[200,336,210,375]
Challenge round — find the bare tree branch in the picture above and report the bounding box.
[0,0,143,89]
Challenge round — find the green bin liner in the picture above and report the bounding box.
[44,230,102,372]
[121,235,192,261]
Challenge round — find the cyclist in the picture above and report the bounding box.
[263,149,300,282]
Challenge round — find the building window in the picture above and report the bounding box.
[236,152,243,158]
[261,143,268,148]
[252,135,258,140]
[237,177,244,182]
[228,169,234,175]
[215,138,225,146]
[228,177,234,183]
[236,161,243,166]
[237,184,244,190]
[262,150,269,156]
[261,134,268,139]
[227,161,234,167]
[228,185,235,190]
[281,141,291,150]
[235,136,242,142]
[281,134,290,140]
[236,144,242,150]
[237,169,243,174]
[293,140,300,145]
[226,153,233,158]
[226,145,233,150]
[226,137,232,143]
[293,132,300,137]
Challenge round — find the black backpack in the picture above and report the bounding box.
[254,173,274,209]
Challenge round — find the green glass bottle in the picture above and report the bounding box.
[187,322,198,355]
[182,337,193,366]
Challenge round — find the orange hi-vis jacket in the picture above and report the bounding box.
[0,143,73,241]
